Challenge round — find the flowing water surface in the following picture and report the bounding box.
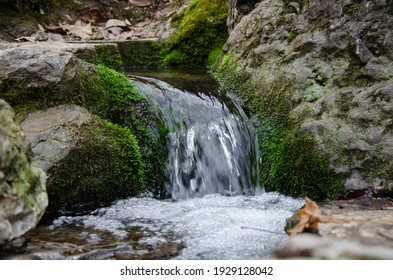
[0,69,303,260]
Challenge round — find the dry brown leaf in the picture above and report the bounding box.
[60,20,93,40]
[287,197,353,236]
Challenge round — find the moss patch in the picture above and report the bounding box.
[214,57,346,201]
[47,119,145,212]
[260,128,345,200]
[117,40,164,69]
[1,63,169,209]
[343,3,359,16]
[287,31,298,43]
[161,0,228,67]
[82,44,123,70]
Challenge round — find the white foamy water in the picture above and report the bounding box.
[53,193,303,259]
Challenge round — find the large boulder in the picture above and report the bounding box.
[216,0,393,199]
[20,105,145,212]
[0,99,47,244]
[0,42,121,97]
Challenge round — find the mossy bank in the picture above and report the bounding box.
[215,0,393,199]
[214,55,345,201]
[161,0,228,67]
[0,43,168,212]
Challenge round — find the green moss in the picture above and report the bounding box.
[82,45,123,70]
[300,78,328,102]
[207,47,223,68]
[334,63,373,88]
[343,3,359,16]
[287,31,298,43]
[1,64,169,205]
[214,60,346,201]
[47,119,145,212]
[261,129,346,200]
[118,40,164,69]
[161,0,228,67]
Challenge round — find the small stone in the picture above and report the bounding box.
[105,19,127,29]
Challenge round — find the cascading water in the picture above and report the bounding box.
[0,70,303,260]
[131,72,260,199]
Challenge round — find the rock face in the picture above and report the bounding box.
[19,104,145,212]
[21,105,93,173]
[217,0,393,198]
[0,42,118,93]
[0,99,47,245]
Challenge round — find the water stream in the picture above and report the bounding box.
[0,69,303,260]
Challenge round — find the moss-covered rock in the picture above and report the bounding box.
[23,106,145,212]
[81,44,123,70]
[0,99,47,244]
[161,0,229,67]
[117,40,164,69]
[215,0,393,199]
[0,43,168,212]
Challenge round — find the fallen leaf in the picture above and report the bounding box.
[60,20,93,40]
[287,197,352,236]
[45,23,67,35]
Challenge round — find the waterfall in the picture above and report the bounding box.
[130,72,260,200]
[3,70,303,260]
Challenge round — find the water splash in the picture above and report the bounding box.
[131,74,260,199]
[52,193,303,259]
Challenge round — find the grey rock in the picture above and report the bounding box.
[21,105,93,172]
[221,0,393,196]
[276,233,393,259]
[0,99,47,245]
[344,171,370,190]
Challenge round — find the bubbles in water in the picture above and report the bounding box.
[53,193,303,259]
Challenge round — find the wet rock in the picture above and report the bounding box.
[0,99,47,245]
[20,105,92,172]
[0,41,119,94]
[276,200,393,259]
[0,42,145,212]
[219,0,393,197]
[275,233,393,259]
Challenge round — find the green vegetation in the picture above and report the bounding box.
[161,0,228,67]
[259,128,345,200]
[47,119,145,212]
[82,45,123,70]
[343,3,359,16]
[118,40,164,69]
[214,55,346,201]
[71,65,169,198]
[1,64,168,210]
[287,31,298,43]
